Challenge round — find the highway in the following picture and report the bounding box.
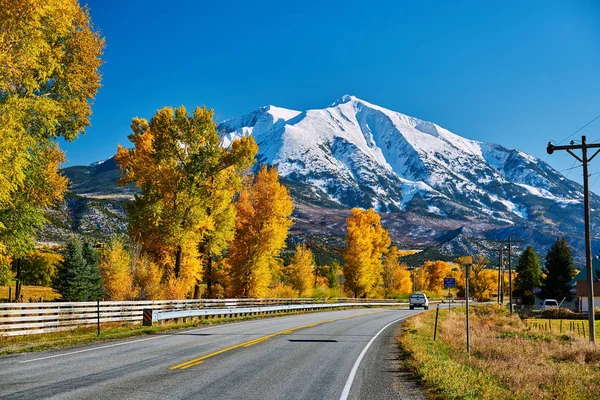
[0,307,424,400]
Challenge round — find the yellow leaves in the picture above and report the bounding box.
[0,0,104,140]
[286,244,315,297]
[99,238,138,301]
[0,0,103,257]
[228,165,294,298]
[343,208,391,298]
[423,260,451,293]
[116,105,258,298]
[382,246,412,296]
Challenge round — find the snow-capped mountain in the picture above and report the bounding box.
[218,95,592,234]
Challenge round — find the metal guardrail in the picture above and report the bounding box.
[144,302,401,326]
[0,298,406,337]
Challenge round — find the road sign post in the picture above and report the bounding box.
[444,277,456,311]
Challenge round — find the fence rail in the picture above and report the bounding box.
[0,298,405,337]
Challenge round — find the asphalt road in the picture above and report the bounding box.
[0,307,424,400]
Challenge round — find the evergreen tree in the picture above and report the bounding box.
[53,238,103,301]
[82,240,104,300]
[540,238,576,301]
[515,246,542,305]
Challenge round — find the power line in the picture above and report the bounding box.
[557,112,600,145]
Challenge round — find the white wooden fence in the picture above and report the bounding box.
[0,298,403,337]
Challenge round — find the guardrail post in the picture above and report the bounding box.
[143,308,153,326]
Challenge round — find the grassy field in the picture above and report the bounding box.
[0,285,60,302]
[398,305,600,400]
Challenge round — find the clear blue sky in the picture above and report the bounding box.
[63,0,600,187]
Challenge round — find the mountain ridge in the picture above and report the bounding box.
[58,95,600,264]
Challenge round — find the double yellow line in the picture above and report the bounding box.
[170,313,374,370]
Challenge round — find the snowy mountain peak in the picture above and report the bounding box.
[217,95,589,227]
[330,94,360,107]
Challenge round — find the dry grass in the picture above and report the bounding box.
[0,285,60,302]
[399,305,600,400]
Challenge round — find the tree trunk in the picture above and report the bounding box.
[206,256,213,299]
[15,258,22,302]
[175,246,183,278]
[193,282,200,299]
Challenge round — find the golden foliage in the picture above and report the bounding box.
[286,244,315,297]
[228,166,294,297]
[343,208,391,298]
[115,105,257,298]
[132,256,164,300]
[266,283,299,299]
[423,260,451,293]
[452,255,498,300]
[99,238,138,301]
[0,0,102,255]
[382,247,412,296]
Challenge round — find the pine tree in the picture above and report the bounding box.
[541,238,576,301]
[515,246,542,305]
[82,240,104,300]
[53,238,104,301]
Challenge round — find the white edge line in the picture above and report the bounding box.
[18,319,257,364]
[339,313,416,400]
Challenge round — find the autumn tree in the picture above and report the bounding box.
[515,246,542,305]
[228,166,294,298]
[116,106,257,298]
[423,260,451,293]
[285,244,315,297]
[99,238,138,300]
[20,249,62,286]
[0,0,103,298]
[382,247,412,296]
[541,238,577,301]
[197,170,239,298]
[343,208,391,298]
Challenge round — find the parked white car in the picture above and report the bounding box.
[541,299,559,310]
[409,293,429,310]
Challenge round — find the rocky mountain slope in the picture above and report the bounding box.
[54,95,599,264]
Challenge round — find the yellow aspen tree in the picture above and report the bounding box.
[286,244,315,297]
[133,256,164,300]
[382,246,412,296]
[423,260,451,293]
[115,106,257,298]
[99,238,138,300]
[228,166,294,298]
[0,0,103,253]
[343,208,391,298]
[470,255,496,300]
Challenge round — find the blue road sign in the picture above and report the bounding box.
[444,277,456,288]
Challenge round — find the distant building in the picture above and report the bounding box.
[574,258,600,314]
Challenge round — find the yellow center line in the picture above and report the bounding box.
[169,311,384,370]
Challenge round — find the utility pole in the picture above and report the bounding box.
[508,236,513,314]
[498,248,503,305]
[547,135,598,343]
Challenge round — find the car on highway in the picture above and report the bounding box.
[541,299,559,310]
[409,293,429,310]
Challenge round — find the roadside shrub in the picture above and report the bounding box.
[536,308,581,319]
